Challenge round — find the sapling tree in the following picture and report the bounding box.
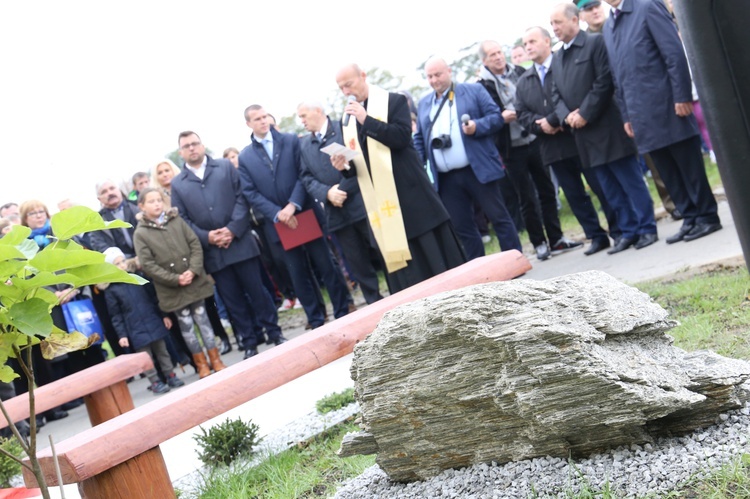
[0,206,146,498]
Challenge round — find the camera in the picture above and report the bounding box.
[431,134,452,150]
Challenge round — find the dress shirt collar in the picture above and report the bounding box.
[185,156,208,179]
[563,33,579,50]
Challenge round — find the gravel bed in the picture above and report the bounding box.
[172,401,360,495]
[334,404,750,498]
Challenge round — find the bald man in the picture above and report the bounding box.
[331,63,466,293]
[413,57,521,260]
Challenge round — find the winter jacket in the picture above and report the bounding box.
[133,208,215,313]
[105,281,169,351]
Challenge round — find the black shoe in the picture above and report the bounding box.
[268,335,288,346]
[634,233,658,249]
[35,415,46,428]
[550,237,584,255]
[45,409,69,421]
[683,222,722,242]
[666,225,694,244]
[243,347,258,359]
[61,398,84,411]
[584,237,610,256]
[671,209,683,221]
[220,340,232,355]
[607,236,637,254]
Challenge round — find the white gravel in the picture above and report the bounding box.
[333,404,750,498]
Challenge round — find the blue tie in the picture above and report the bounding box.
[262,138,273,159]
[539,65,547,86]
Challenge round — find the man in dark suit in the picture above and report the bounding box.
[331,63,466,293]
[412,57,521,261]
[602,0,721,243]
[238,105,352,329]
[90,180,140,258]
[515,26,616,256]
[170,131,285,359]
[477,41,583,261]
[550,3,657,254]
[297,101,384,305]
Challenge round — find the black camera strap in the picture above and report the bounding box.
[425,84,454,141]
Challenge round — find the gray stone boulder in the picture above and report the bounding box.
[339,271,750,482]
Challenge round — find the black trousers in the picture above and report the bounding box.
[438,167,521,260]
[648,135,719,228]
[503,142,562,247]
[551,156,608,241]
[334,219,384,304]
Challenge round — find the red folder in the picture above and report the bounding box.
[274,209,324,250]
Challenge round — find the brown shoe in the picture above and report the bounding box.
[192,352,212,379]
[206,348,227,372]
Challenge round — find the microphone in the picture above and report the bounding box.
[342,95,357,126]
[461,114,471,125]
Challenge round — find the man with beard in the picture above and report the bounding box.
[170,131,285,358]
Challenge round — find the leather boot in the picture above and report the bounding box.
[192,352,211,379]
[207,348,227,372]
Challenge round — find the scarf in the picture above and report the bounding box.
[30,219,53,248]
[478,65,535,147]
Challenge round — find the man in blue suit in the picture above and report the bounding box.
[170,131,285,359]
[413,57,521,260]
[602,0,721,244]
[238,105,352,329]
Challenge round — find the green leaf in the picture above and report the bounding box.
[32,288,60,307]
[66,263,147,287]
[10,272,79,292]
[0,246,26,262]
[8,299,53,338]
[15,239,40,261]
[29,248,104,272]
[40,331,97,360]
[0,283,25,304]
[0,225,31,246]
[0,260,26,281]
[0,366,18,383]
[51,206,131,241]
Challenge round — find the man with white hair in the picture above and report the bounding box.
[298,101,384,304]
[89,179,140,258]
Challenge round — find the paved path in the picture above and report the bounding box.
[24,199,745,498]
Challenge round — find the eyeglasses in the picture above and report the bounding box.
[180,141,202,151]
[27,210,46,217]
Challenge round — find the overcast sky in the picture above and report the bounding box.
[1,0,563,211]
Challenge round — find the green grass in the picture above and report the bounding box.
[636,265,750,360]
[666,453,750,498]
[193,419,375,499]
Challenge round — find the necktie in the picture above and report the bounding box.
[539,65,547,86]
[262,139,273,159]
[613,8,621,19]
[316,132,322,141]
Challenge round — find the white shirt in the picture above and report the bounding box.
[185,156,208,180]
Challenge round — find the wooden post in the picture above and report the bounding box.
[78,447,173,498]
[84,380,135,426]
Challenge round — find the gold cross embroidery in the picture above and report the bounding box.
[370,211,382,228]
[380,200,399,217]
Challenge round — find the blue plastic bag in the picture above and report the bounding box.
[62,298,104,345]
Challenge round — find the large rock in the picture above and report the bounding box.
[339,271,750,482]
